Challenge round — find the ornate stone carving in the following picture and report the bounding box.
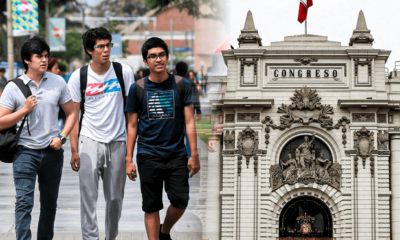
[349,33,374,46]
[270,135,342,191]
[352,113,375,122]
[238,156,242,177]
[221,149,239,155]
[354,58,372,77]
[225,114,235,123]
[294,56,318,65]
[334,116,351,147]
[377,130,389,150]
[354,156,358,178]
[237,113,260,122]
[262,116,274,148]
[370,156,375,177]
[353,127,375,168]
[223,130,235,149]
[264,86,336,130]
[237,126,259,169]
[239,58,259,86]
[377,114,387,123]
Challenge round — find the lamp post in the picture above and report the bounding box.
[7,0,14,79]
[73,1,87,66]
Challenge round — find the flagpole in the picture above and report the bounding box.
[305,19,307,35]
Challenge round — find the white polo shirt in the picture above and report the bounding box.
[0,72,71,149]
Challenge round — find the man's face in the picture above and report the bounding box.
[0,72,4,77]
[87,39,111,64]
[304,136,309,142]
[25,50,49,74]
[143,47,169,74]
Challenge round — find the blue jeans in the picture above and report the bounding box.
[13,146,64,240]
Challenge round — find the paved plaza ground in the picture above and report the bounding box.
[0,137,207,240]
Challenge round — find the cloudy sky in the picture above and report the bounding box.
[226,0,400,72]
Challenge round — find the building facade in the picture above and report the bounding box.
[203,10,400,240]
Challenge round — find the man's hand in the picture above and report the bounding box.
[196,114,201,121]
[187,154,200,178]
[23,95,38,113]
[70,152,80,172]
[49,137,62,150]
[126,158,137,181]
[207,138,218,152]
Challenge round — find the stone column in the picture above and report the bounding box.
[205,141,221,239]
[391,134,400,239]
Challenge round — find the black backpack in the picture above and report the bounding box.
[0,79,32,163]
[79,62,126,132]
[135,74,185,113]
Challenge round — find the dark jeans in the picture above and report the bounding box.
[13,146,64,240]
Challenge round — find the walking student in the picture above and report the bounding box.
[68,27,134,240]
[125,37,200,240]
[0,36,77,240]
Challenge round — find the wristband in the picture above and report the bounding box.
[60,132,67,138]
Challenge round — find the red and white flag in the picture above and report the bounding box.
[298,0,313,23]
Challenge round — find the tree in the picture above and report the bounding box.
[145,0,224,21]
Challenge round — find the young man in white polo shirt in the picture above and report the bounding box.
[0,36,77,240]
[68,27,135,240]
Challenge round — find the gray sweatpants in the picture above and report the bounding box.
[78,135,126,240]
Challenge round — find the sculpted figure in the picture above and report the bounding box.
[296,134,316,179]
[315,152,331,182]
[280,153,298,183]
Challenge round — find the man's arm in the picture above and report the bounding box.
[126,112,138,181]
[0,96,37,131]
[49,100,78,150]
[184,104,200,177]
[69,102,80,171]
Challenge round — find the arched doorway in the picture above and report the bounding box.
[279,197,333,239]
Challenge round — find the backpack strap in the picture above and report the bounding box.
[79,66,88,133]
[112,62,126,105]
[135,77,146,113]
[9,78,32,136]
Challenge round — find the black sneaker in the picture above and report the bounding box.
[159,224,172,240]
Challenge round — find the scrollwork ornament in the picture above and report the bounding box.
[237,126,259,169]
[354,156,358,178]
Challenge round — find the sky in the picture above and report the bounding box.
[226,0,400,72]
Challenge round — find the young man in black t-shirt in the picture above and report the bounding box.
[125,37,200,240]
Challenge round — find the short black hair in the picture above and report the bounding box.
[58,64,67,72]
[0,68,5,73]
[141,37,169,60]
[175,61,188,76]
[82,27,112,59]
[20,36,50,71]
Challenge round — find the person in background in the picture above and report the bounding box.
[143,68,150,78]
[175,61,202,160]
[47,58,65,131]
[58,64,71,83]
[47,58,60,75]
[0,68,7,97]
